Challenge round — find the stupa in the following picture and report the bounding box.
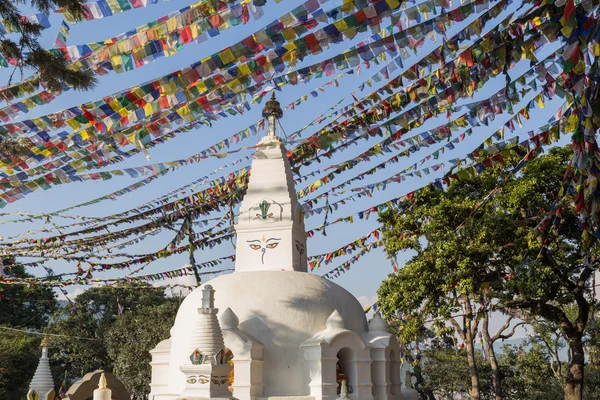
[149,93,404,400]
[27,336,56,400]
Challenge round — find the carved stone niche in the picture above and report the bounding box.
[247,199,284,223]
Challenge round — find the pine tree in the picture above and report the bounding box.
[0,0,97,156]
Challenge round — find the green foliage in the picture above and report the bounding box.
[419,342,566,400]
[0,329,40,400]
[0,262,57,329]
[421,347,488,398]
[0,0,96,157]
[0,257,58,397]
[106,301,178,399]
[378,145,596,397]
[0,0,95,90]
[500,343,563,400]
[583,366,600,400]
[48,285,177,395]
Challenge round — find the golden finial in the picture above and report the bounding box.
[262,92,283,119]
[40,336,50,348]
[99,372,108,389]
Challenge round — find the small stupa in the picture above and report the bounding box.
[27,336,56,400]
[149,93,405,399]
[179,285,232,399]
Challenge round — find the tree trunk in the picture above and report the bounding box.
[486,342,502,400]
[564,336,585,400]
[482,314,503,400]
[465,329,481,400]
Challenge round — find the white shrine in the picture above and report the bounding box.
[149,93,404,400]
[27,337,56,400]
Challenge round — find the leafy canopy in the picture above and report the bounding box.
[378,146,592,340]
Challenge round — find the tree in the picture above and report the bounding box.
[420,346,489,399]
[0,0,95,91]
[416,338,567,400]
[48,285,171,384]
[0,329,41,400]
[378,145,529,399]
[0,257,58,397]
[0,260,57,329]
[105,300,178,399]
[378,146,596,399]
[0,0,96,157]
[499,343,563,400]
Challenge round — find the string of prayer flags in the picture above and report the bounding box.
[2,115,568,278]
[55,21,70,49]
[0,13,51,35]
[323,240,384,279]
[309,227,385,271]
[0,0,495,137]
[299,55,562,200]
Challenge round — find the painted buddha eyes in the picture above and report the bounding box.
[247,237,281,263]
[249,242,278,250]
[186,375,210,384]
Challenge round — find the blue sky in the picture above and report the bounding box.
[0,0,567,324]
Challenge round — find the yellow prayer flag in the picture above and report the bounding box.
[65,118,81,130]
[111,55,124,73]
[334,20,349,31]
[386,0,400,9]
[195,80,207,93]
[560,25,573,38]
[143,103,153,117]
[190,23,201,38]
[219,48,235,65]
[166,17,178,33]
[176,105,194,122]
[566,114,578,133]
[238,63,251,76]
[535,94,545,109]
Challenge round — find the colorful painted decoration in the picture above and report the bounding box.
[190,349,206,365]
[255,200,273,220]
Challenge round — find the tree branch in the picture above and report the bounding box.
[448,316,465,341]
[496,321,525,341]
[542,250,577,291]
[508,300,577,338]
[491,315,514,341]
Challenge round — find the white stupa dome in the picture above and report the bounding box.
[167,271,367,395]
[149,95,404,400]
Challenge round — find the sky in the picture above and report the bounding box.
[0,0,571,338]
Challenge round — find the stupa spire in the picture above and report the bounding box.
[233,92,307,272]
[27,337,56,400]
[261,92,283,142]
